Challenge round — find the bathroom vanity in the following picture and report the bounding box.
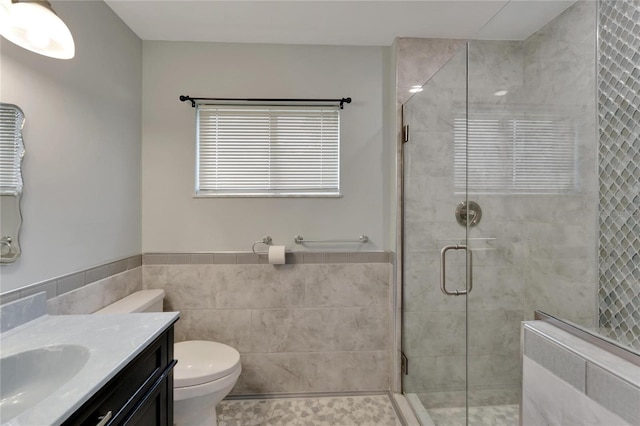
[62,325,175,425]
[0,311,179,425]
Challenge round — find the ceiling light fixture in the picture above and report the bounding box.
[1,0,75,59]
[493,89,509,97]
[0,0,10,25]
[409,85,423,93]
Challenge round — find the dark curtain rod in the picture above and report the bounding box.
[179,95,352,109]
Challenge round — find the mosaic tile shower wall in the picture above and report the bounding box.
[598,0,640,350]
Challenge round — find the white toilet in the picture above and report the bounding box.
[95,289,241,426]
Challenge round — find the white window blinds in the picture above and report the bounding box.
[0,105,25,196]
[454,114,576,194]
[196,105,340,196]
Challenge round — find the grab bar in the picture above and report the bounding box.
[294,235,369,244]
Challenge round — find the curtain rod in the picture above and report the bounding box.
[179,95,352,109]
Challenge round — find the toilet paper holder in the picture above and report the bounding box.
[251,236,273,254]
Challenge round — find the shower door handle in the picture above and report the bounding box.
[440,245,472,296]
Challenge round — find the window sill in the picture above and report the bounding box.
[193,193,343,198]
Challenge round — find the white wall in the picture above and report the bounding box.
[142,41,390,252]
[0,1,142,292]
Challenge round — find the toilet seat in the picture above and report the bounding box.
[174,340,241,388]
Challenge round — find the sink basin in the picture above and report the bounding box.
[0,344,90,422]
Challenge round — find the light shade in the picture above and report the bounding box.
[1,0,74,59]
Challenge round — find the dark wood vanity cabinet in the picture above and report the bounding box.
[63,325,176,426]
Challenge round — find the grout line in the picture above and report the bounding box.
[173,306,389,312]
[143,251,394,265]
[224,390,390,400]
[234,350,390,355]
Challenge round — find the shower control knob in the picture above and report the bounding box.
[455,201,482,227]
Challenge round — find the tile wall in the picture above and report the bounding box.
[518,0,598,327]
[467,0,598,328]
[522,321,639,426]
[597,0,640,350]
[0,255,143,314]
[0,251,394,396]
[142,252,394,395]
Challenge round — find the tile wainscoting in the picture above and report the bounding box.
[0,255,143,314]
[142,252,394,395]
[1,251,394,395]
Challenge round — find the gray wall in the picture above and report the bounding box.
[138,44,397,395]
[0,1,142,293]
[0,10,397,396]
[597,0,640,351]
[141,41,392,253]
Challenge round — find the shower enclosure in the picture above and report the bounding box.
[400,1,638,424]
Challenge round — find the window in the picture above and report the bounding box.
[454,113,576,194]
[0,104,25,196]
[196,104,340,197]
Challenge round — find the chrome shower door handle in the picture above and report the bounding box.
[440,244,472,296]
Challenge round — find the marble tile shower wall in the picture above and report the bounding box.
[598,0,640,350]
[496,0,598,327]
[142,255,393,395]
[401,0,597,409]
[404,47,524,409]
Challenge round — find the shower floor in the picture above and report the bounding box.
[427,404,519,426]
[406,393,519,426]
[216,394,402,426]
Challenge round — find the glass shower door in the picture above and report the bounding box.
[463,38,527,422]
[402,45,470,425]
[462,3,599,423]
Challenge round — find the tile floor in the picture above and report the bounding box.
[427,404,520,426]
[216,394,402,426]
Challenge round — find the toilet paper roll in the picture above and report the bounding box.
[268,245,286,264]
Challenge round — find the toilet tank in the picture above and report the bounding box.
[94,289,165,314]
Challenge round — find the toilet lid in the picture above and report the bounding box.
[174,341,241,388]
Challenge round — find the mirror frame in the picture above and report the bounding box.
[0,103,26,264]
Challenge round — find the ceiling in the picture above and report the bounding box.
[104,0,576,46]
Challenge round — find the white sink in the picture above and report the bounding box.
[0,344,90,422]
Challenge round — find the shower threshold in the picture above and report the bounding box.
[406,394,519,426]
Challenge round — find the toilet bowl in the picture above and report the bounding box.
[173,341,241,426]
[95,290,241,426]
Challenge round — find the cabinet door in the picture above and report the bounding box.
[63,326,175,426]
[123,361,176,426]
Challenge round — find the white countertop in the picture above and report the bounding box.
[0,312,179,426]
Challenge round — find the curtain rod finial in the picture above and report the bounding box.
[179,95,196,107]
